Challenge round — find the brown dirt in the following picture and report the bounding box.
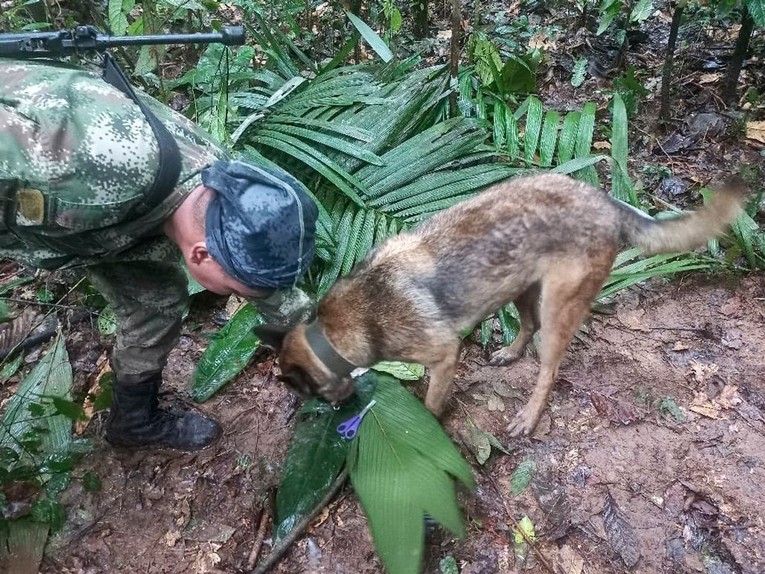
[38,272,765,574]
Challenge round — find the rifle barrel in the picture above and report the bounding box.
[100,26,245,47]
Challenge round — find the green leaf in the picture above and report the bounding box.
[36,288,53,303]
[510,458,536,496]
[349,374,474,574]
[108,0,130,36]
[50,397,87,422]
[610,93,637,205]
[571,58,588,87]
[538,110,560,167]
[0,334,73,460]
[92,372,114,412]
[45,472,71,497]
[658,397,685,421]
[523,96,543,163]
[82,472,102,492]
[557,111,580,164]
[275,376,376,541]
[0,353,23,383]
[97,306,117,336]
[747,0,765,27]
[573,102,598,185]
[190,304,264,402]
[372,361,425,381]
[0,299,9,322]
[440,555,460,574]
[513,515,536,544]
[346,11,394,62]
[30,499,65,531]
[630,0,653,22]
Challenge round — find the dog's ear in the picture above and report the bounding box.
[253,324,290,351]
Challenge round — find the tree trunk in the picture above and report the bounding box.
[412,1,429,39]
[449,0,461,117]
[723,6,755,105]
[659,0,686,122]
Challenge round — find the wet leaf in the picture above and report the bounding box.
[372,361,425,381]
[275,374,377,542]
[603,492,641,568]
[44,473,71,498]
[0,334,73,459]
[510,458,535,496]
[190,304,264,402]
[440,555,459,574]
[348,373,474,574]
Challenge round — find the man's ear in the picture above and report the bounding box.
[253,324,290,351]
[189,241,212,266]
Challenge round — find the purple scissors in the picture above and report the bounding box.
[337,400,377,440]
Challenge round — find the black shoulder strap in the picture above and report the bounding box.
[101,53,182,212]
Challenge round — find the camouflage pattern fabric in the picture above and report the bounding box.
[0,58,312,383]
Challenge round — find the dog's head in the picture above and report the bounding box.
[255,323,356,404]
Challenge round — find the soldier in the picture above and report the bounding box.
[0,58,318,451]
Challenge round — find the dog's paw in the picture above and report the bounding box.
[488,347,523,366]
[506,409,539,437]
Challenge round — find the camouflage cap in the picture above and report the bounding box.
[202,160,318,289]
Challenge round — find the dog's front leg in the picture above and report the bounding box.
[423,343,461,417]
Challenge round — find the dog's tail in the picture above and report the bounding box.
[619,177,748,255]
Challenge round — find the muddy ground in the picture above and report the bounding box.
[34,271,765,574]
[2,0,764,573]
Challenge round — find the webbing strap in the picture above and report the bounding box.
[101,53,182,212]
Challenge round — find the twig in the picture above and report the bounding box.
[245,505,271,571]
[0,297,79,310]
[250,468,349,574]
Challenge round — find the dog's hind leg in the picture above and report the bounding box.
[507,260,612,437]
[488,283,541,366]
[423,340,462,417]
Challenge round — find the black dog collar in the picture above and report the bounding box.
[304,322,356,377]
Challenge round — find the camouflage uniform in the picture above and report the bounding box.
[0,59,309,385]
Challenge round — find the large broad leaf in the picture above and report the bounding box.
[0,333,73,458]
[274,375,377,541]
[190,304,264,402]
[348,374,474,574]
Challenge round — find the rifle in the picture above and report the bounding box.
[0,24,245,58]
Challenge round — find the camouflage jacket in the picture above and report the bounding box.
[0,58,228,269]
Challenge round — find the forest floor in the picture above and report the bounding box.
[2,0,764,573]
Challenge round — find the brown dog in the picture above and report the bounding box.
[256,173,745,436]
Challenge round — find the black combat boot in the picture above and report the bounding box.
[105,376,222,450]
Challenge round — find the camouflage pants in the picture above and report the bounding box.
[87,261,188,386]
